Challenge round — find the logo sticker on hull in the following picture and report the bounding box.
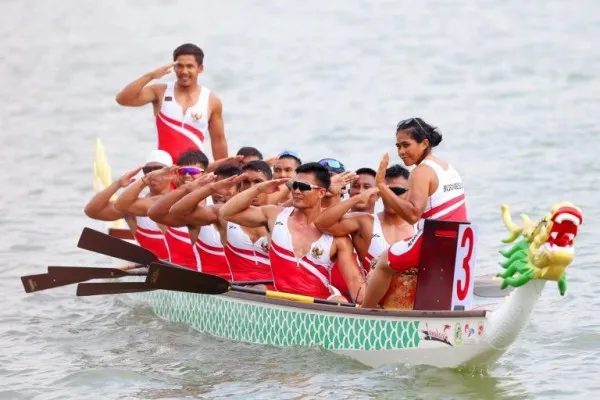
[421,323,453,347]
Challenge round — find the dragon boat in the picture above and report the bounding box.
[88,139,584,369]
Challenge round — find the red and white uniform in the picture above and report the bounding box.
[133,216,169,260]
[269,207,339,299]
[194,225,232,280]
[389,160,467,272]
[328,252,362,300]
[362,214,391,272]
[156,82,211,162]
[224,222,272,283]
[165,226,199,270]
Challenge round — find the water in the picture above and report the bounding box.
[1,0,599,398]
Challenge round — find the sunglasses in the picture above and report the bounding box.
[389,186,408,196]
[177,167,204,176]
[396,118,426,133]
[319,158,345,173]
[286,180,322,192]
[142,165,164,175]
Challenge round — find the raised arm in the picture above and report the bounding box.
[170,175,240,227]
[314,187,378,236]
[84,167,141,221]
[219,179,288,228]
[147,185,192,227]
[375,153,432,225]
[208,94,228,160]
[148,172,217,226]
[323,171,359,209]
[115,63,173,107]
[113,179,155,216]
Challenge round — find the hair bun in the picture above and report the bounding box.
[428,128,443,147]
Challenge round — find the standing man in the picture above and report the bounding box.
[115,43,228,162]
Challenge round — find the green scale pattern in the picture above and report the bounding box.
[140,291,421,351]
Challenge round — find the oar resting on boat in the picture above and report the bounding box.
[20,266,148,293]
[144,262,357,307]
[75,227,515,298]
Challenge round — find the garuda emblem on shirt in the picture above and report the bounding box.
[190,112,203,121]
[260,240,269,252]
[311,246,324,259]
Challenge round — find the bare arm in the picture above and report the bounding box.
[170,184,221,227]
[219,180,288,228]
[147,185,191,227]
[84,181,125,221]
[315,188,377,236]
[115,63,173,107]
[266,184,290,205]
[376,156,432,224]
[114,179,154,216]
[333,237,366,304]
[219,185,270,228]
[208,94,228,160]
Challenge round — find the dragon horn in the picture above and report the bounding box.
[520,214,532,225]
[501,204,523,243]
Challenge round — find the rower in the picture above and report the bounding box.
[83,150,173,259]
[116,150,210,270]
[236,146,263,164]
[273,150,301,180]
[348,168,378,213]
[268,150,301,205]
[361,118,468,309]
[115,43,228,162]
[223,161,274,283]
[156,163,242,280]
[220,162,364,303]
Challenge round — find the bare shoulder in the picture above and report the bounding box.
[150,83,168,97]
[262,204,283,221]
[411,163,436,179]
[208,91,222,111]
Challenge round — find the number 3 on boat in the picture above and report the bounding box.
[412,220,477,311]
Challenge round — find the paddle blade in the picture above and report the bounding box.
[77,227,157,265]
[21,273,86,293]
[473,274,515,298]
[47,266,131,281]
[76,282,155,296]
[146,263,229,295]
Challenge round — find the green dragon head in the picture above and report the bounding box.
[497,202,583,295]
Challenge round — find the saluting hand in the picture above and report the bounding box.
[358,187,380,202]
[329,171,358,196]
[210,174,247,195]
[144,165,177,185]
[186,172,217,190]
[256,178,291,194]
[118,167,143,188]
[149,62,176,80]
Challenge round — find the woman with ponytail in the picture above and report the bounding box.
[361,118,468,308]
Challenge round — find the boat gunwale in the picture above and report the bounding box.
[216,291,488,318]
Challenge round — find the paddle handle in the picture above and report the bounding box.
[230,280,273,286]
[230,285,356,308]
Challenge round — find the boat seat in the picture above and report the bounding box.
[413,219,472,311]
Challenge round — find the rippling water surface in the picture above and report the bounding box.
[1,0,599,398]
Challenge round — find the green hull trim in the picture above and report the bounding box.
[141,291,421,351]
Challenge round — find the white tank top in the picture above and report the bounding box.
[270,207,334,291]
[156,82,211,158]
[418,159,467,230]
[364,214,390,267]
